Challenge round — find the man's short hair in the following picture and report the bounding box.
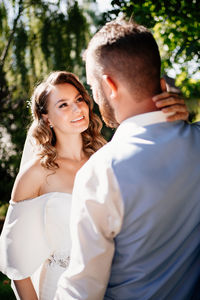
[85,18,162,100]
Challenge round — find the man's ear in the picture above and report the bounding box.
[102,75,117,99]
[160,77,167,92]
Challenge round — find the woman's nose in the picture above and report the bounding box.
[71,103,81,112]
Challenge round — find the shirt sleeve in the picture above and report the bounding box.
[55,155,124,300]
[0,198,51,280]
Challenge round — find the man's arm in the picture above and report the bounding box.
[55,157,124,300]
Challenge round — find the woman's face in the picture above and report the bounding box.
[44,83,89,136]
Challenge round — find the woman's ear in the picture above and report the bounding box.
[42,114,50,125]
[160,78,167,92]
[102,75,118,99]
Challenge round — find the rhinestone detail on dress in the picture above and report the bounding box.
[48,252,70,269]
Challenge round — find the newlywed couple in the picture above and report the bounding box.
[0,19,200,300]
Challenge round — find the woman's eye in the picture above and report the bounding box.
[77,97,84,103]
[59,103,68,108]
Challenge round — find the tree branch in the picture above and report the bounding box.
[0,0,24,67]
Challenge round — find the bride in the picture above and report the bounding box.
[0,70,189,300]
[0,71,106,300]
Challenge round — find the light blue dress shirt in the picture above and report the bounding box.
[105,113,200,299]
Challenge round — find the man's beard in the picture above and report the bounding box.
[97,88,119,129]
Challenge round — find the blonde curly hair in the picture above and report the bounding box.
[29,71,106,170]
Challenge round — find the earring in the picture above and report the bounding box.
[50,125,53,128]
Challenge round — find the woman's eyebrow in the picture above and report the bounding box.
[55,93,81,106]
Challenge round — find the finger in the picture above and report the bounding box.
[152,92,180,101]
[166,112,189,122]
[162,104,188,113]
[155,98,185,108]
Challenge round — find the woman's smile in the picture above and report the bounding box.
[71,115,85,123]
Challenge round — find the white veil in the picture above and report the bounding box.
[19,129,37,172]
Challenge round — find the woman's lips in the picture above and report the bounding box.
[71,116,85,123]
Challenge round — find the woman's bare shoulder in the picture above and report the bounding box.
[11,158,45,202]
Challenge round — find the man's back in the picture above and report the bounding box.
[105,116,200,299]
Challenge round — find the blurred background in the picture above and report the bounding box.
[0,1,199,298]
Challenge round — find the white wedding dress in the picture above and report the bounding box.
[0,192,72,300]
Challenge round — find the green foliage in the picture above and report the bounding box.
[13,24,29,85]
[0,203,9,217]
[39,1,89,73]
[176,76,200,122]
[0,272,15,300]
[0,2,7,34]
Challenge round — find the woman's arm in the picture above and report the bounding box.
[14,278,38,300]
[9,160,43,300]
[11,158,43,202]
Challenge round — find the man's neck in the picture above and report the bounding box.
[117,97,159,124]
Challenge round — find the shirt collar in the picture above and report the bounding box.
[112,111,173,141]
[121,111,172,127]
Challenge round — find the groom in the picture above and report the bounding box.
[55,19,200,299]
